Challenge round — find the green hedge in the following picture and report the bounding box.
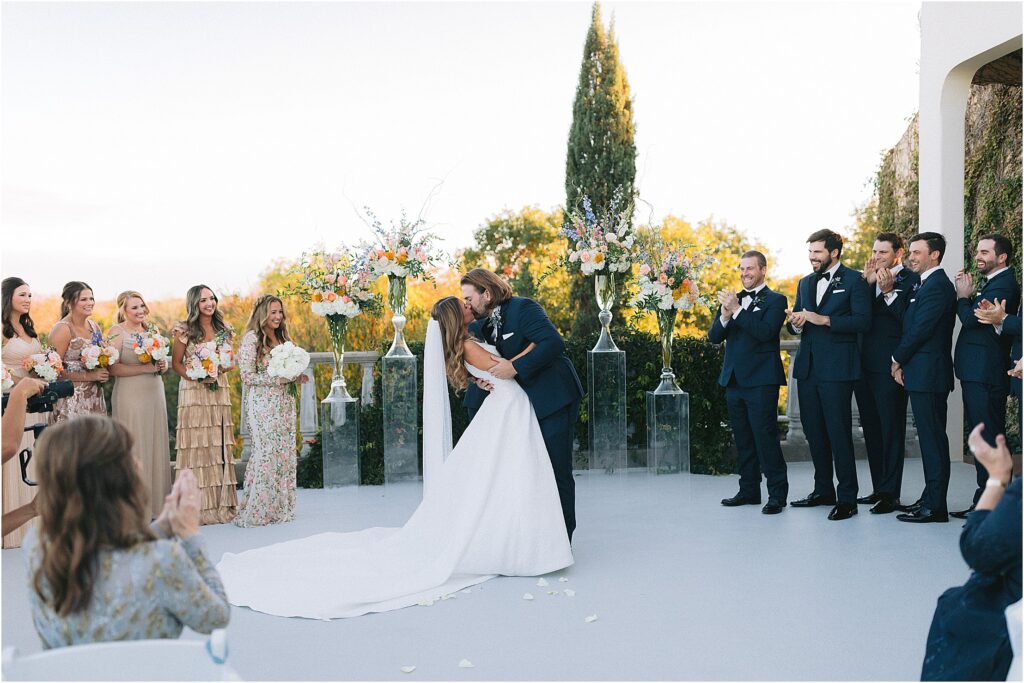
[297,328,735,487]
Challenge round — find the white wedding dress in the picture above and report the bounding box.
[216,330,573,619]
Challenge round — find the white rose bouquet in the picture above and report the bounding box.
[22,348,64,382]
[266,341,311,398]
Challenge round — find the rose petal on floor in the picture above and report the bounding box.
[564,589,576,597]
[585,614,598,623]
[547,591,559,596]
[558,577,569,582]
[417,599,434,607]
[522,592,534,600]
[401,666,416,674]
[536,578,549,587]
[458,659,474,668]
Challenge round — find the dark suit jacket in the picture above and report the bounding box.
[892,269,957,394]
[463,296,584,420]
[954,268,1022,391]
[787,263,872,382]
[1004,304,1022,398]
[707,286,787,388]
[861,267,921,374]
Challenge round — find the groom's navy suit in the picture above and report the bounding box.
[953,268,1021,504]
[853,266,920,503]
[464,296,584,540]
[892,268,957,515]
[787,263,872,504]
[708,285,789,503]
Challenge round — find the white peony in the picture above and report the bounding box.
[266,342,311,382]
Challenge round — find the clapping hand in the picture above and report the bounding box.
[863,257,878,284]
[967,423,1012,487]
[717,290,740,319]
[975,298,1007,325]
[785,309,807,328]
[157,469,201,539]
[955,270,975,299]
[1009,358,1023,380]
[877,267,895,294]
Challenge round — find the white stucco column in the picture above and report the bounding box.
[918,1,1022,460]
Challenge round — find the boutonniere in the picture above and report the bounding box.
[752,292,768,309]
[911,282,921,293]
[830,274,843,288]
[489,306,503,331]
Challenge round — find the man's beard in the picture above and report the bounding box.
[813,255,834,275]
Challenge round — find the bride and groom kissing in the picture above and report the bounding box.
[217,268,584,620]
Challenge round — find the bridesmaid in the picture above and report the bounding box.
[234,295,307,528]
[1,277,44,548]
[171,284,238,525]
[108,290,172,520]
[48,281,108,422]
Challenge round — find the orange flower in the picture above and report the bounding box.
[312,292,323,303]
[396,253,408,264]
[384,250,395,261]
[138,352,152,364]
[594,252,605,263]
[325,291,337,302]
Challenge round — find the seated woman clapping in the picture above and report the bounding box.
[25,415,230,649]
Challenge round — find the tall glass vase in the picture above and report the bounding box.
[592,272,618,352]
[323,314,353,403]
[655,308,683,394]
[386,275,413,358]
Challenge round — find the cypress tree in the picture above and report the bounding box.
[565,3,637,340]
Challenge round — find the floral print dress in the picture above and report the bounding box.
[51,320,107,422]
[234,331,296,527]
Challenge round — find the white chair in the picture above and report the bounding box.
[2,629,239,681]
[1008,599,1022,682]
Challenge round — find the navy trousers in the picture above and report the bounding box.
[961,380,1008,504]
[726,384,788,502]
[854,371,908,501]
[908,391,951,514]
[797,375,858,504]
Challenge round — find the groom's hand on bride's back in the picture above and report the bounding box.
[488,355,517,380]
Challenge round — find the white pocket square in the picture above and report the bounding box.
[753,306,762,312]
[833,289,846,293]
[502,332,515,340]
[910,298,916,303]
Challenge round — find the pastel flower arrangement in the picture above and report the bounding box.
[630,243,717,312]
[132,327,171,364]
[2,364,13,393]
[185,341,221,390]
[284,247,382,320]
[214,328,235,369]
[361,208,446,281]
[80,330,121,370]
[22,348,63,382]
[561,187,637,277]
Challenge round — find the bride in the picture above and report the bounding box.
[216,296,573,619]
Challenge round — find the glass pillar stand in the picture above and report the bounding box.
[646,307,690,474]
[383,354,419,483]
[322,398,360,487]
[592,273,619,352]
[322,315,354,403]
[588,272,626,473]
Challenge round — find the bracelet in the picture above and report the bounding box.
[985,477,1008,489]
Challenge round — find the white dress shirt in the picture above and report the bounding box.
[879,264,904,306]
[720,282,766,327]
[792,262,840,334]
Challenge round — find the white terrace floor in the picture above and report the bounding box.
[2,459,983,681]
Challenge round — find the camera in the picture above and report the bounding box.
[1,380,74,415]
[2,380,74,486]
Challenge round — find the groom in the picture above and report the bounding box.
[461,268,584,542]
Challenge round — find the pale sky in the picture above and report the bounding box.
[1,1,921,300]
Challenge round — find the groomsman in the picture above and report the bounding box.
[951,233,1021,518]
[892,233,957,523]
[785,230,872,521]
[976,299,1022,418]
[854,233,920,514]
[708,251,789,514]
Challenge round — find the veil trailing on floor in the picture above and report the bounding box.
[422,318,452,498]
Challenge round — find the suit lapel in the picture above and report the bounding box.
[804,276,818,313]
[817,265,843,311]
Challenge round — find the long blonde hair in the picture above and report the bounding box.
[33,416,154,617]
[115,290,149,324]
[245,294,291,365]
[430,296,470,393]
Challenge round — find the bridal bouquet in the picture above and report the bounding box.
[267,342,311,398]
[361,208,446,281]
[80,331,121,370]
[2,365,13,393]
[560,187,637,276]
[185,341,221,390]
[22,348,63,381]
[132,327,171,364]
[631,244,716,312]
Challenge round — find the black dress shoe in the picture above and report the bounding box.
[790,493,837,508]
[827,503,858,520]
[869,498,897,514]
[721,494,761,507]
[895,498,923,513]
[856,493,880,505]
[949,505,975,519]
[896,508,949,523]
[761,499,786,515]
